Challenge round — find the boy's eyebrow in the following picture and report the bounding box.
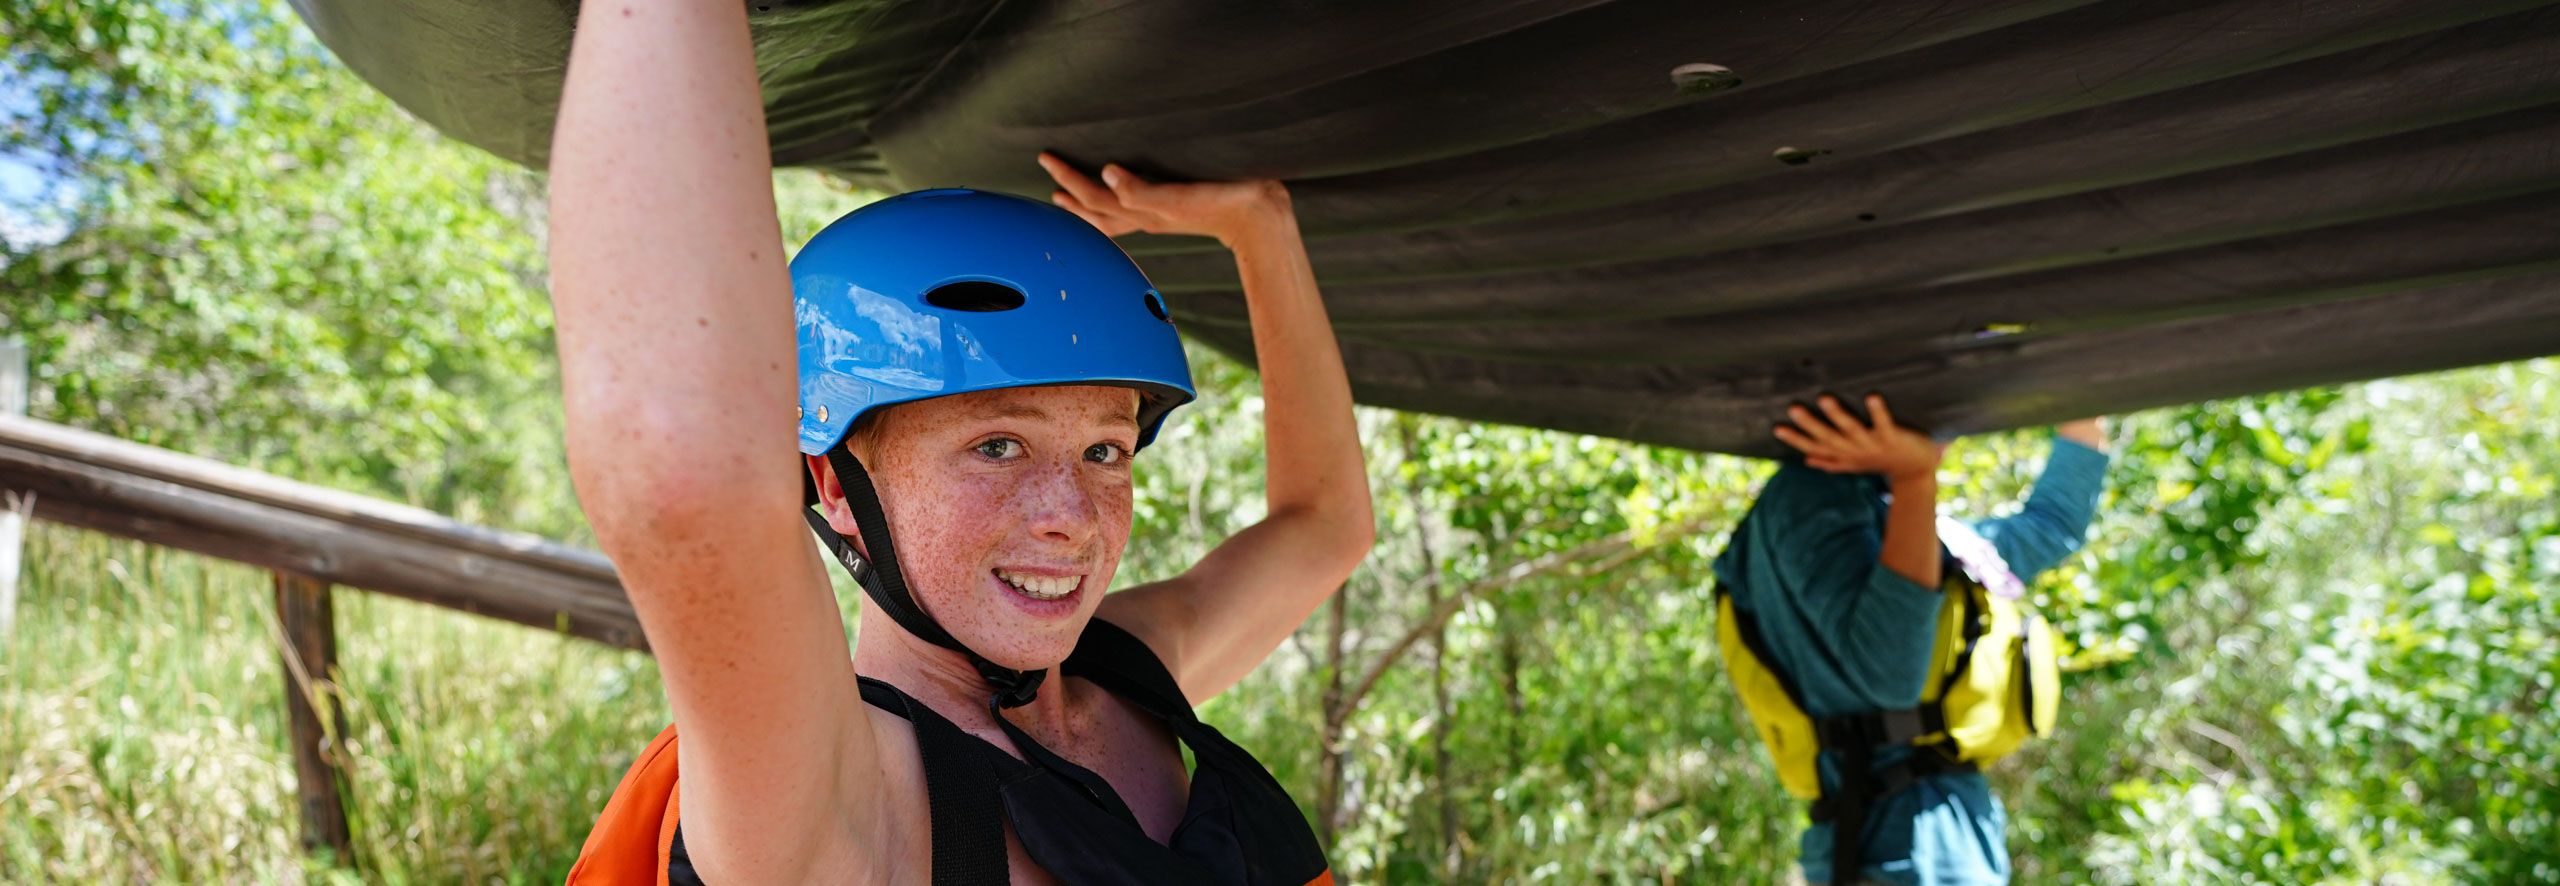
[974,403,1052,421]
[972,401,1140,430]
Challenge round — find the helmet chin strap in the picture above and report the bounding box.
[803,445,1047,710]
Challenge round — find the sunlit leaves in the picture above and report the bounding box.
[2,0,577,531]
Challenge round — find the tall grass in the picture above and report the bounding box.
[0,525,668,884]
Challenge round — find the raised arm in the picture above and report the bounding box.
[1974,418,2111,578]
[1742,464,1954,705]
[1045,156,1376,703]
[549,1,867,881]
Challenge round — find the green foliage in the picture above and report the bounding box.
[3,0,572,533]
[0,0,872,534]
[2017,365,2560,886]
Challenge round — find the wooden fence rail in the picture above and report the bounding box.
[0,413,644,648]
[0,413,647,865]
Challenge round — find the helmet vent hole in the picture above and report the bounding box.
[1143,290,1171,323]
[925,281,1026,312]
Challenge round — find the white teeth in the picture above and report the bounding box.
[994,569,1078,601]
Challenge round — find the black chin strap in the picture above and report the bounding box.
[804,445,1047,709]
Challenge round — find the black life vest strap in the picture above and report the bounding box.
[849,623,1194,885]
[978,619,1192,832]
[1806,751,1978,824]
[859,677,1014,886]
[665,682,1021,886]
[1060,619,1196,723]
[1714,583,1966,885]
[810,446,1046,709]
[1813,706,1944,750]
[1809,706,1949,885]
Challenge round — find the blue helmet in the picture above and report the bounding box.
[794,188,1196,456]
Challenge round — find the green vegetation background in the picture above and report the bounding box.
[3,2,2553,883]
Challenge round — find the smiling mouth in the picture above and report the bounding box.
[993,569,1081,601]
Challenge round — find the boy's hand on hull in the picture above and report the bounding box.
[1775,394,1946,482]
[1039,152,1292,248]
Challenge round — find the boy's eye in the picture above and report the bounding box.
[1085,443,1127,465]
[976,438,1025,460]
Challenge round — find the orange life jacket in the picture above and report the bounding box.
[564,724,683,886]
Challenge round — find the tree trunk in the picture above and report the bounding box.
[1316,575,1350,844]
[1498,597,1524,774]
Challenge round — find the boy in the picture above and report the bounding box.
[1715,394,2106,885]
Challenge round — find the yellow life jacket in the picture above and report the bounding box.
[1715,516,2062,802]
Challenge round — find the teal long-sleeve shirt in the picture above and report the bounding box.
[1711,436,2108,886]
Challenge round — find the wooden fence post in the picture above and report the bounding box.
[274,570,354,863]
[1,338,26,639]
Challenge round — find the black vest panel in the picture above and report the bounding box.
[668,618,1331,886]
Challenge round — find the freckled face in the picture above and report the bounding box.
[850,385,1143,670]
